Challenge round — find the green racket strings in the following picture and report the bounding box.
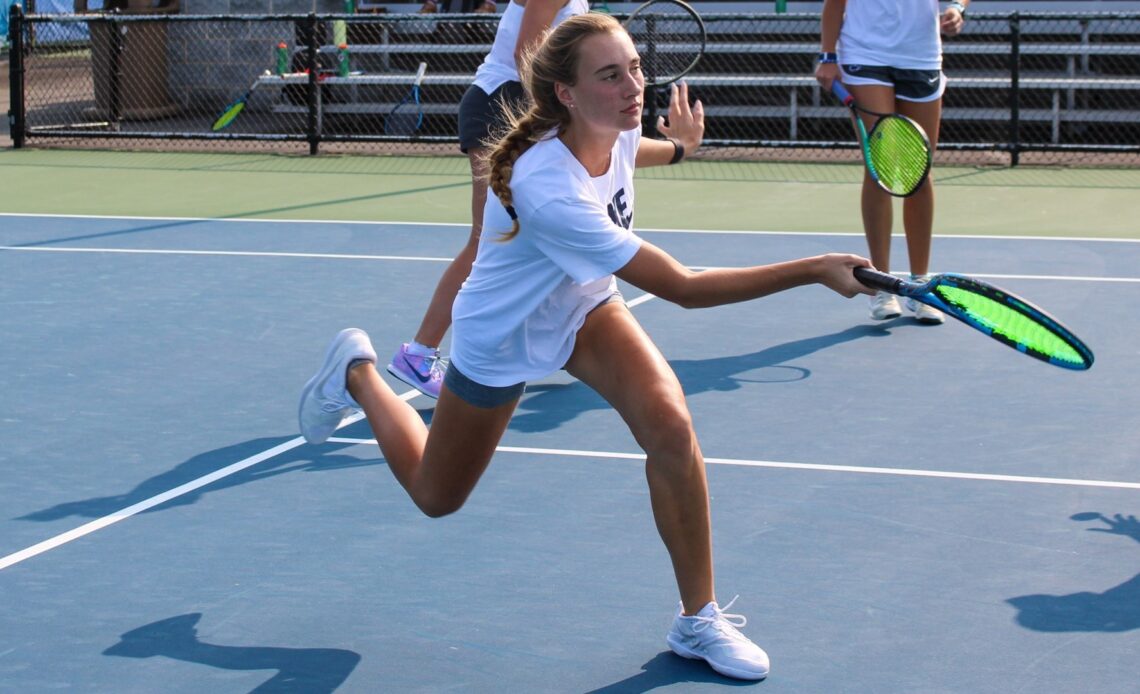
[934,285,1087,367]
[211,103,244,132]
[868,117,929,195]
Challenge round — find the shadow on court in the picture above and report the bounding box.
[509,323,899,433]
[585,651,757,693]
[17,323,902,523]
[15,437,378,523]
[104,613,360,693]
[1007,513,1140,632]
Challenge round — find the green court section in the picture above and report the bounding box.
[2,148,1139,238]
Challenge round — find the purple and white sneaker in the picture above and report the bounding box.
[386,343,445,399]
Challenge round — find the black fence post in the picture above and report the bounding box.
[304,12,320,155]
[108,11,126,129]
[1009,12,1021,167]
[8,3,26,148]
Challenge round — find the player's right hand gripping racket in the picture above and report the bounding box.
[853,267,1094,370]
[385,62,427,137]
[832,81,932,197]
[624,0,706,87]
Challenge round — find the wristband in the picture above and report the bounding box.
[668,138,685,165]
[818,52,838,64]
[947,1,966,17]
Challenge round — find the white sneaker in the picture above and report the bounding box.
[666,598,769,680]
[298,328,377,444]
[869,291,902,320]
[906,297,945,324]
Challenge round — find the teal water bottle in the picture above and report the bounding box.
[337,43,351,77]
[775,0,787,13]
[276,41,289,75]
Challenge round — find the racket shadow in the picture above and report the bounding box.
[508,323,898,434]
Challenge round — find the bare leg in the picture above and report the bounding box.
[847,83,899,272]
[346,361,517,517]
[897,98,943,277]
[565,303,714,615]
[412,147,489,348]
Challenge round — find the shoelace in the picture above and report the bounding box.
[689,595,749,636]
[419,352,448,379]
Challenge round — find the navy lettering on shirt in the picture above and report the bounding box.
[607,188,633,230]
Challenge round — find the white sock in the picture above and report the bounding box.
[407,340,437,356]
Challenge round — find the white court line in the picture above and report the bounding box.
[0,229,1132,570]
[3,246,1139,284]
[0,245,454,264]
[321,439,1140,490]
[1,212,1139,243]
[0,390,408,572]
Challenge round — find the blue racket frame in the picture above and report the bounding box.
[854,267,1094,370]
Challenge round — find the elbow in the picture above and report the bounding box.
[656,284,706,310]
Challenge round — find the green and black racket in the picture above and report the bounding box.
[854,267,1094,370]
[832,81,932,197]
[211,73,264,131]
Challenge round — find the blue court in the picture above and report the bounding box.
[2,214,1138,692]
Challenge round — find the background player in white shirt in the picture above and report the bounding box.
[387,0,590,399]
[816,0,968,323]
[301,13,873,681]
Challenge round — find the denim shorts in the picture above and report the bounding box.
[457,81,527,153]
[839,65,946,102]
[444,290,626,408]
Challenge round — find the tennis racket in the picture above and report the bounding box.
[853,267,1094,370]
[624,0,706,87]
[211,72,267,131]
[385,62,427,137]
[831,81,932,197]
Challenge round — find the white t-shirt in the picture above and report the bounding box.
[450,128,644,386]
[838,0,943,70]
[472,0,590,94]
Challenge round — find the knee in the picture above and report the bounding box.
[415,495,465,519]
[413,486,472,519]
[638,403,697,462]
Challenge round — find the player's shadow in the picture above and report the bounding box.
[509,322,898,433]
[1007,512,1140,632]
[104,613,360,693]
[16,436,377,522]
[585,651,758,692]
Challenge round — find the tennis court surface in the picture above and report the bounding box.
[2,154,1139,692]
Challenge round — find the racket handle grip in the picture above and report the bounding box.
[830,80,854,105]
[853,266,902,293]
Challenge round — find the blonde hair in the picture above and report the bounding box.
[485,13,625,240]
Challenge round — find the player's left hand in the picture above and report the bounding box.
[656,81,704,156]
[941,7,965,37]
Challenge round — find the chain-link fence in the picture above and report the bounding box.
[8,7,1140,166]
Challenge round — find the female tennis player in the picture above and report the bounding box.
[386,0,589,399]
[815,0,968,324]
[300,13,873,681]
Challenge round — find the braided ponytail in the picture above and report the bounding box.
[484,13,624,241]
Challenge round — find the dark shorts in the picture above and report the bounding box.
[444,291,626,408]
[444,362,526,409]
[457,81,527,153]
[839,65,946,102]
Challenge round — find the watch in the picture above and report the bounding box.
[818,52,838,64]
[947,1,966,17]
